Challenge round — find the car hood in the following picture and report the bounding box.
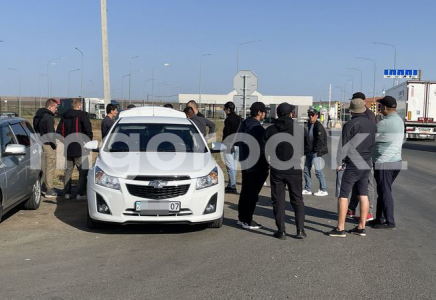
[96,151,217,179]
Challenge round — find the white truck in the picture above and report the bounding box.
[83,98,106,119]
[385,81,436,140]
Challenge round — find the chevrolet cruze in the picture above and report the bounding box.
[85,107,224,229]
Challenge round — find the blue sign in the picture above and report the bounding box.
[384,69,420,78]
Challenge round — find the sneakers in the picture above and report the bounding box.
[64,193,71,200]
[225,187,238,194]
[302,190,312,195]
[241,220,262,230]
[313,190,328,197]
[45,189,58,199]
[296,229,307,239]
[273,231,286,240]
[348,226,366,237]
[346,209,355,218]
[76,194,87,201]
[236,220,243,226]
[327,228,346,237]
[373,223,396,229]
[353,213,374,222]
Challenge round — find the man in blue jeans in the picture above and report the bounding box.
[303,108,328,196]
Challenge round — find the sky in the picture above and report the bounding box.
[0,0,435,102]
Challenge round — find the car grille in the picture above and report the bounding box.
[126,184,190,200]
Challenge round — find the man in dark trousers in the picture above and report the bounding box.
[101,103,118,139]
[33,98,58,198]
[222,101,241,194]
[263,103,307,240]
[237,102,269,230]
[56,98,93,200]
[303,107,328,197]
[329,98,376,237]
[370,96,404,229]
[184,107,215,137]
[348,92,377,222]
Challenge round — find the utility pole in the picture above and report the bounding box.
[100,0,111,106]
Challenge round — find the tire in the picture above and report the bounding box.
[87,212,103,229]
[208,212,223,228]
[23,178,42,210]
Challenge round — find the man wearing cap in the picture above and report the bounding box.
[347,92,377,222]
[236,102,269,230]
[303,107,328,197]
[263,103,307,239]
[369,96,404,229]
[329,98,376,237]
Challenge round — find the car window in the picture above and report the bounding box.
[0,125,17,153]
[21,121,38,143]
[104,123,208,153]
[10,123,31,147]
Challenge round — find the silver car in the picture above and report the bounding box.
[0,117,43,222]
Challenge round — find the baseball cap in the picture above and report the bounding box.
[277,103,295,117]
[307,107,319,115]
[351,92,366,100]
[378,96,397,108]
[349,98,366,113]
[250,102,266,116]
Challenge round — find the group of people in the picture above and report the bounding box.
[220,92,403,240]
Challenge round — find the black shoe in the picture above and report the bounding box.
[373,223,396,229]
[348,226,366,236]
[242,220,262,229]
[225,187,238,194]
[45,189,58,198]
[296,229,307,239]
[327,228,346,237]
[367,219,383,227]
[273,231,286,240]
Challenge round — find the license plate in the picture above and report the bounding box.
[135,201,181,215]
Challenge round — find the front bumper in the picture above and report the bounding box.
[87,176,224,225]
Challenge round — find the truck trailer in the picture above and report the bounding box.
[385,81,436,140]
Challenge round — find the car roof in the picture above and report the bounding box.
[0,116,27,126]
[119,106,186,118]
[118,116,192,125]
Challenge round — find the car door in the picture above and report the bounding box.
[21,121,42,185]
[10,122,33,200]
[0,124,23,209]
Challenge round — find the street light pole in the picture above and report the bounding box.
[199,53,212,112]
[121,74,130,109]
[346,67,363,92]
[68,69,81,97]
[373,42,397,87]
[7,68,21,116]
[237,39,261,72]
[75,47,84,98]
[339,74,354,94]
[47,57,62,98]
[356,57,377,104]
[129,56,139,104]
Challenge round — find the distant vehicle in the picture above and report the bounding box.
[0,117,43,222]
[83,98,105,119]
[385,81,436,140]
[84,107,224,229]
[0,112,18,118]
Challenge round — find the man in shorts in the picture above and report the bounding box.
[328,98,376,237]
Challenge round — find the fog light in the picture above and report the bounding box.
[203,193,218,215]
[96,193,112,215]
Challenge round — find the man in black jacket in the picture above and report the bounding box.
[303,108,328,197]
[33,98,58,198]
[222,101,241,194]
[56,98,93,200]
[263,103,306,240]
[101,103,117,139]
[328,98,376,237]
[184,107,215,137]
[237,102,268,230]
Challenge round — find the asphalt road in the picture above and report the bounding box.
[0,140,435,300]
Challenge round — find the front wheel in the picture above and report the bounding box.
[208,212,223,228]
[23,178,41,210]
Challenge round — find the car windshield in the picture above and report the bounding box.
[104,123,208,153]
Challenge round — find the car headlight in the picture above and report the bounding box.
[95,166,120,190]
[196,167,219,190]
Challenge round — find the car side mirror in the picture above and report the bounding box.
[4,144,26,156]
[210,142,227,154]
[84,140,100,153]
